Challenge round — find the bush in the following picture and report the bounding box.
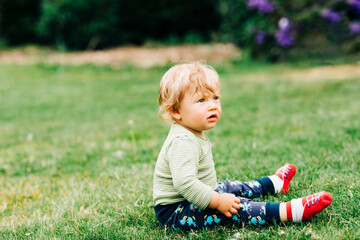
[0,0,41,45]
[219,0,360,61]
[2,0,359,59]
[37,0,120,50]
[36,0,220,50]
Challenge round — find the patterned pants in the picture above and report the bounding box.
[163,179,279,231]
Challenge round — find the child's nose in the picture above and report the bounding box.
[208,99,218,109]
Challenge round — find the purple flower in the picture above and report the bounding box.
[247,0,259,8]
[257,1,275,13]
[278,17,292,32]
[275,18,294,47]
[255,31,267,44]
[247,0,275,13]
[320,9,342,22]
[347,0,360,11]
[275,31,294,47]
[247,0,258,8]
[347,0,360,17]
[349,21,360,34]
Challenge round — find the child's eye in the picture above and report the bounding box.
[213,96,219,100]
[198,99,205,103]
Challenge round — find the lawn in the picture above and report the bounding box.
[0,61,359,239]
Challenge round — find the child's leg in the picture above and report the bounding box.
[163,191,332,231]
[215,180,264,199]
[164,198,278,231]
[216,163,296,198]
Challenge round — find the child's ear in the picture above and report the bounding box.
[169,107,181,121]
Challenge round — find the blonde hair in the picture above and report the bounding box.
[158,62,220,120]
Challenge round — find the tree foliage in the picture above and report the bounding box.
[36,0,220,50]
[0,0,41,45]
[0,0,359,60]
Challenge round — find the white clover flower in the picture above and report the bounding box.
[27,133,33,141]
[278,230,285,236]
[113,150,124,158]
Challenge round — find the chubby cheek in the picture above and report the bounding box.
[217,106,222,119]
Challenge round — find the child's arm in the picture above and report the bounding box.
[208,191,240,218]
[168,135,240,214]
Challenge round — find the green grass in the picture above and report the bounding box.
[0,61,359,239]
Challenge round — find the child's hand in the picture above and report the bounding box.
[208,191,240,218]
[217,193,241,218]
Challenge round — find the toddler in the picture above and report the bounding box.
[153,62,332,231]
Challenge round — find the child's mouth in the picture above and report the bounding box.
[208,114,217,121]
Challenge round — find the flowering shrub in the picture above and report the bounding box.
[247,0,275,13]
[321,9,342,23]
[219,0,360,61]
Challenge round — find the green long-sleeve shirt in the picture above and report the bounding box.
[153,123,217,209]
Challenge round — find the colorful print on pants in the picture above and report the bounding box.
[164,179,269,231]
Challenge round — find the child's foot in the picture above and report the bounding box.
[275,163,296,194]
[269,163,296,194]
[286,191,332,222]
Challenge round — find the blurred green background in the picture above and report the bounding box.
[0,0,360,60]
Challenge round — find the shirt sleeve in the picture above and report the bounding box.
[167,134,213,209]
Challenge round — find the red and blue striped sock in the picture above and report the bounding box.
[286,191,332,222]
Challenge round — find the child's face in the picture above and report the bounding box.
[171,88,221,138]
